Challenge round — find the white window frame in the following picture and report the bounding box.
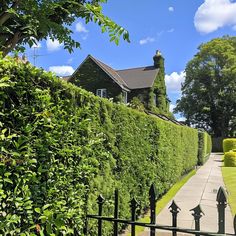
[123,91,128,104]
[153,94,157,106]
[96,88,107,98]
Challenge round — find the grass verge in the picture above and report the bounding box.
[222,167,236,215]
[127,169,196,236]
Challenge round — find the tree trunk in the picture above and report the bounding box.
[2,31,22,57]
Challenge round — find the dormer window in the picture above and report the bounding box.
[96,88,107,98]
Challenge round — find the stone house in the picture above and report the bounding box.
[68,51,169,113]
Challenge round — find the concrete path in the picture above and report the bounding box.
[139,153,235,235]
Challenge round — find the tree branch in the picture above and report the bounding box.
[0,0,21,26]
[2,31,21,56]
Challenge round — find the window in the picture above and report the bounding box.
[153,94,157,106]
[96,89,107,98]
[123,91,128,104]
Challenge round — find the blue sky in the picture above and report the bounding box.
[25,0,236,118]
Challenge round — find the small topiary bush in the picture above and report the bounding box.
[224,152,236,167]
[223,138,236,153]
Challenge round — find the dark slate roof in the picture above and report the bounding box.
[70,55,159,90]
[91,56,130,91]
[117,66,159,89]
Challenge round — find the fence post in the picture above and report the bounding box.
[216,186,227,234]
[130,197,138,236]
[169,200,180,236]
[113,189,119,236]
[97,194,105,236]
[149,183,157,236]
[190,205,204,236]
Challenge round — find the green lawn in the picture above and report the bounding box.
[126,169,196,236]
[222,167,236,215]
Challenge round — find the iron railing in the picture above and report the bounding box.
[85,184,236,236]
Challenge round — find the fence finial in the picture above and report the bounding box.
[169,200,180,236]
[130,197,138,236]
[169,200,181,213]
[190,204,204,236]
[216,186,227,203]
[190,204,204,217]
[97,194,105,204]
[216,186,227,234]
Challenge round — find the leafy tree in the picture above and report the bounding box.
[175,36,236,138]
[0,0,130,56]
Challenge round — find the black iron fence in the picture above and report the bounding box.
[85,184,236,236]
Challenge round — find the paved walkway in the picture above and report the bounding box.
[139,153,234,235]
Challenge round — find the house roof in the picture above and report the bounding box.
[117,66,159,89]
[91,56,130,91]
[70,54,159,91]
[71,55,130,92]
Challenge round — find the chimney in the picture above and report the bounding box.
[153,50,162,68]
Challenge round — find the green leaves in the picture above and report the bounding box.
[0,76,14,88]
[0,0,130,56]
[84,2,130,46]
[175,36,236,137]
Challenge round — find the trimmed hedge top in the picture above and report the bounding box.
[224,152,236,167]
[0,55,200,235]
[223,138,236,153]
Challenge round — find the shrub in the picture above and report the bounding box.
[198,131,212,165]
[223,138,236,153]
[0,55,199,235]
[224,152,236,167]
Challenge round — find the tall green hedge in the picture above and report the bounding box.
[198,131,212,165]
[0,55,198,235]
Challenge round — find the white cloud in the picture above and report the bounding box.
[167,28,174,33]
[49,66,75,76]
[46,38,63,51]
[177,117,186,122]
[165,71,186,93]
[67,58,73,64]
[168,6,174,12]
[32,42,41,48]
[76,22,89,33]
[194,0,236,34]
[82,35,88,40]
[139,37,155,45]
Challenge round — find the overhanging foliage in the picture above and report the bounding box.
[0,0,130,56]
